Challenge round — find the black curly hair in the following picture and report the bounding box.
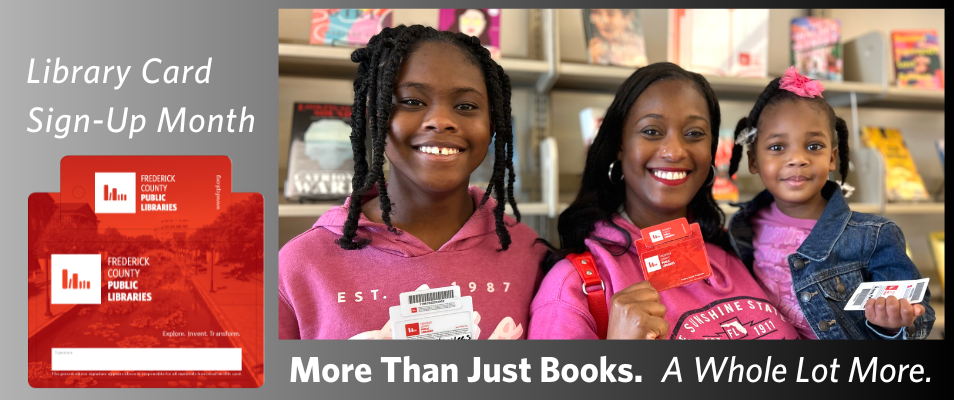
[540,62,731,271]
[335,25,519,251]
[728,78,850,186]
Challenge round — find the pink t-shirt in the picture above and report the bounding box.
[278,186,545,340]
[529,215,800,340]
[751,202,818,339]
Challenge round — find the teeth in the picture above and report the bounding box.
[418,146,460,155]
[654,170,687,180]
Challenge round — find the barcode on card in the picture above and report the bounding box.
[911,282,925,301]
[852,289,871,307]
[408,289,455,304]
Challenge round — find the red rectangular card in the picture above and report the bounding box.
[28,192,263,388]
[59,156,232,231]
[634,218,712,292]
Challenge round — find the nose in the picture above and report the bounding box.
[787,149,809,167]
[423,106,458,133]
[658,133,688,162]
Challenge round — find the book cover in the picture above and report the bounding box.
[929,231,944,291]
[310,9,393,47]
[713,129,739,202]
[581,9,647,68]
[860,126,931,202]
[284,103,354,201]
[892,30,944,89]
[791,16,843,82]
[669,9,768,78]
[438,9,501,60]
[579,106,605,151]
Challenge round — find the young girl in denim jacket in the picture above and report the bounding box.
[727,67,935,339]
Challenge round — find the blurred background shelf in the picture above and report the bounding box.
[278,43,549,87]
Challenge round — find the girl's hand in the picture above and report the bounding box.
[864,296,925,332]
[606,281,669,340]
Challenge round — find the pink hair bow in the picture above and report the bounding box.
[779,66,824,98]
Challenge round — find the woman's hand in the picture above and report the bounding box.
[864,296,925,332]
[606,280,669,339]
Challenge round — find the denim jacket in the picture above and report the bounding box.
[728,181,935,340]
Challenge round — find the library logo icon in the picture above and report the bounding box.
[94,172,135,214]
[51,254,101,304]
[644,255,662,273]
[649,230,664,243]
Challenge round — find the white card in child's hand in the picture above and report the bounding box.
[844,278,930,311]
[391,296,475,340]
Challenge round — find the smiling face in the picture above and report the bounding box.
[618,79,713,219]
[386,41,491,194]
[748,100,837,211]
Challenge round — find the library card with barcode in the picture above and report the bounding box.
[396,285,462,317]
[844,278,930,311]
[390,292,475,340]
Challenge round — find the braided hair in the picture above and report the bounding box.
[728,78,850,187]
[540,62,731,271]
[335,25,519,251]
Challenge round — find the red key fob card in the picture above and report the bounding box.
[633,218,712,292]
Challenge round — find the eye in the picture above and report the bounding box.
[768,144,784,152]
[807,143,825,151]
[685,130,707,139]
[400,99,424,107]
[640,128,662,137]
[456,103,478,111]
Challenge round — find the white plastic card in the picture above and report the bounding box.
[390,289,475,340]
[844,278,930,311]
[397,285,462,317]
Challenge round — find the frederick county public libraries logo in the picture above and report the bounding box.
[51,254,102,304]
[94,172,135,214]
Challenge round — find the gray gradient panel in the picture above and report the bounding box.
[2,1,942,399]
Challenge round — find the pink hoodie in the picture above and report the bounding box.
[279,186,545,340]
[529,215,800,340]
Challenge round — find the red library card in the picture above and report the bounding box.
[634,218,712,292]
[59,156,231,230]
[28,191,263,388]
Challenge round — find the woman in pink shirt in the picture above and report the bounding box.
[529,63,799,340]
[279,26,544,340]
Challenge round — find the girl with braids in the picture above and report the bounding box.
[726,67,934,339]
[278,25,544,340]
[528,62,799,340]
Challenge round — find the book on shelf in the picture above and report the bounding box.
[860,126,931,202]
[713,128,739,203]
[581,9,648,68]
[928,231,944,291]
[470,116,520,197]
[579,106,605,152]
[790,16,843,82]
[310,9,393,47]
[891,29,944,89]
[668,9,769,78]
[439,9,501,60]
[284,103,354,202]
